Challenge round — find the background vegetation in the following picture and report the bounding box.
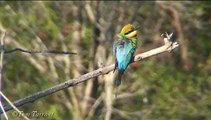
[0,1,210,120]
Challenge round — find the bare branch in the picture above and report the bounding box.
[85,2,104,31]
[0,32,6,89]
[0,32,8,120]
[86,93,104,120]
[2,33,179,113]
[4,48,77,55]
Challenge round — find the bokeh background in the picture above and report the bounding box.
[0,1,210,120]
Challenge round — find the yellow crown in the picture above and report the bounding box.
[120,24,135,34]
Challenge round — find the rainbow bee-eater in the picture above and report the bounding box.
[113,24,138,86]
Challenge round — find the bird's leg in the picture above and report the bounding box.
[113,59,118,73]
[129,56,135,64]
[113,64,117,73]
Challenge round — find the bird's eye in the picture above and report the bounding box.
[124,30,133,35]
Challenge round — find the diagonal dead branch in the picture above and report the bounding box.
[2,34,179,113]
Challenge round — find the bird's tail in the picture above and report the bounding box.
[115,69,124,86]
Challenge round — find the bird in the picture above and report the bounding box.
[113,24,138,86]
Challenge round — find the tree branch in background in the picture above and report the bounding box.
[4,48,77,55]
[2,32,179,113]
[0,32,8,119]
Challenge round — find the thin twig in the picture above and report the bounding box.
[0,32,6,91]
[0,102,7,119]
[86,93,104,120]
[0,32,8,119]
[0,91,30,120]
[85,2,104,31]
[112,107,142,119]
[0,32,8,120]
[4,48,77,55]
[2,33,179,113]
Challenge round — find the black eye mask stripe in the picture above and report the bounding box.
[125,29,134,35]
